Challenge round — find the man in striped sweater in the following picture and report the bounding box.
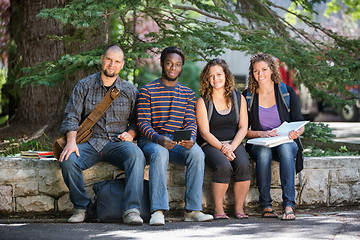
[137,47,213,226]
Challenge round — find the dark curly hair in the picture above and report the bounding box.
[199,58,235,108]
[248,52,281,93]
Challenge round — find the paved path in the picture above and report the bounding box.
[1,209,359,240]
[325,122,360,144]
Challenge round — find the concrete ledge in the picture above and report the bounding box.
[0,155,359,214]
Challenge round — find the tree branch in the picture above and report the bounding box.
[172,4,230,22]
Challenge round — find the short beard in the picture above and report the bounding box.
[103,69,117,78]
[162,68,182,81]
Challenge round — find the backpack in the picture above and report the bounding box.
[245,82,290,112]
[203,90,242,123]
[90,173,151,223]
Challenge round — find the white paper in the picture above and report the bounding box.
[247,121,309,148]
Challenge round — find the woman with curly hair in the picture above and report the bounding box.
[243,52,305,220]
[196,58,251,220]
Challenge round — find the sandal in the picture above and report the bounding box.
[235,212,249,219]
[261,209,278,218]
[282,208,296,221]
[214,213,229,220]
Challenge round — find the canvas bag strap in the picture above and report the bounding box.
[76,86,120,139]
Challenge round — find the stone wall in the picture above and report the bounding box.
[0,156,359,214]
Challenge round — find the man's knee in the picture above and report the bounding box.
[59,153,80,172]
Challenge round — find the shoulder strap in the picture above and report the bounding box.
[233,91,241,124]
[245,89,254,112]
[76,86,120,142]
[278,82,290,113]
[204,91,241,124]
[202,96,214,122]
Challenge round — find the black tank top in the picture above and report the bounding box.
[197,105,238,146]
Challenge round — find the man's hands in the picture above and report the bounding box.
[178,139,195,149]
[117,131,134,142]
[58,131,79,163]
[157,136,195,150]
[158,136,176,149]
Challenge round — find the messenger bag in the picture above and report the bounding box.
[53,86,120,159]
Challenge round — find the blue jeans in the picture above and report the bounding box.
[60,141,145,212]
[137,135,205,213]
[249,142,298,210]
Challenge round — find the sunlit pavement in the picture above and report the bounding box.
[1,209,359,240]
[325,122,360,144]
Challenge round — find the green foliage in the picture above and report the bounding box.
[0,68,7,113]
[1,135,52,157]
[303,145,358,157]
[325,0,360,20]
[11,0,360,109]
[302,122,336,143]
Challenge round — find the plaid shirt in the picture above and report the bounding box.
[60,72,138,152]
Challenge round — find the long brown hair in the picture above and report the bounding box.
[199,58,235,108]
[248,52,281,93]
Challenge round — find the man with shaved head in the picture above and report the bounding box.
[59,44,146,225]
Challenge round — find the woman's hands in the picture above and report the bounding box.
[259,129,279,138]
[220,143,236,161]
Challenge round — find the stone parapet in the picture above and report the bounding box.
[0,156,359,214]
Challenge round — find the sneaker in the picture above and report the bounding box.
[184,211,214,222]
[123,208,143,226]
[149,210,165,226]
[68,209,86,223]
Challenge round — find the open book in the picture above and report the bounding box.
[247,121,309,148]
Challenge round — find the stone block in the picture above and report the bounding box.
[16,195,54,212]
[338,168,359,183]
[169,201,184,211]
[169,168,186,186]
[299,169,329,205]
[271,162,281,186]
[270,188,283,207]
[57,193,72,212]
[15,180,38,197]
[245,188,259,206]
[201,188,212,210]
[304,156,360,169]
[352,183,360,202]
[329,170,338,185]
[168,187,185,203]
[330,184,352,204]
[0,185,13,213]
[0,169,35,183]
[38,169,68,197]
[83,169,114,185]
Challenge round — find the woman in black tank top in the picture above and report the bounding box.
[196,58,251,220]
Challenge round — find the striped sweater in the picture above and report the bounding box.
[137,78,197,143]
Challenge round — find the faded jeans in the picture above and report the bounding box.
[248,141,298,210]
[60,141,145,212]
[137,135,205,213]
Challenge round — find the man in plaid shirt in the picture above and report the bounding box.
[59,45,145,225]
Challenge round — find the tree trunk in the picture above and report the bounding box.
[5,0,107,140]
[9,0,65,126]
